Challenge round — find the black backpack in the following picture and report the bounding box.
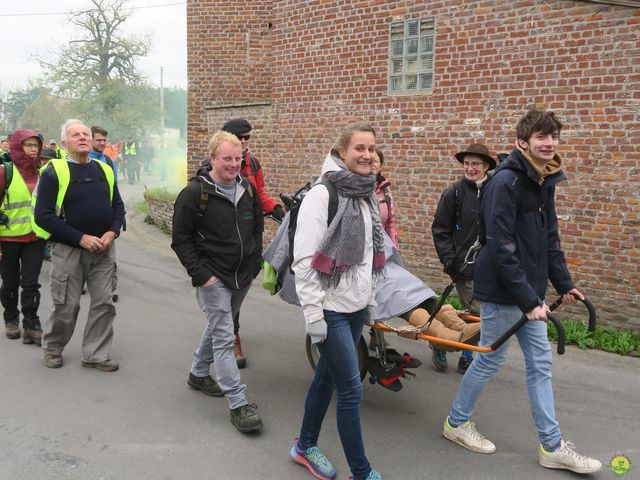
[287,180,338,274]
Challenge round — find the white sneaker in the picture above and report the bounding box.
[539,440,602,474]
[442,417,496,454]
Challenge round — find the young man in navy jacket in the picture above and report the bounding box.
[442,110,601,474]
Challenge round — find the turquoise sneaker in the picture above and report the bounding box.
[290,438,336,480]
[349,470,382,480]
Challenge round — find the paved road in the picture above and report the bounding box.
[1,175,638,480]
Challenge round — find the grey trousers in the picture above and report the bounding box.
[455,279,481,316]
[42,242,116,362]
[192,281,249,409]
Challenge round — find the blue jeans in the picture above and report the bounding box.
[449,302,562,451]
[299,309,372,480]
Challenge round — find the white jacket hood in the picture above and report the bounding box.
[319,151,343,177]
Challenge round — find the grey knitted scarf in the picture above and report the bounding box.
[311,157,386,288]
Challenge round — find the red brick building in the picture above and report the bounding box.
[187,0,640,331]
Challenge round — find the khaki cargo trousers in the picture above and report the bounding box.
[42,242,116,363]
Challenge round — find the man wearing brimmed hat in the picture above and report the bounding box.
[431,142,496,374]
[220,118,284,369]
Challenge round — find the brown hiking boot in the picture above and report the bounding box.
[81,359,119,372]
[22,329,42,346]
[5,322,20,340]
[44,353,63,369]
[234,334,246,369]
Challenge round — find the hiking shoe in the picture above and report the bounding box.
[539,440,602,474]
[44,353,63,369]
[5,322,20,340]
[290,438,336,480]
[22,329,42,346]
[442,416,496,454]
[432,347,448,372]
[230,403,262,433]
[81,359,119,372]
[457,354,473,374]
[234,334,246,369]
[187,373,223,397]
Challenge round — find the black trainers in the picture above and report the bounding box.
[230,403,262,433]
[432,347,448,372]
[187,373,223,397]
[457,354,473,374]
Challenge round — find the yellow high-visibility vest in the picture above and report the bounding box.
[31,159,114,239]
[0,167,35,237]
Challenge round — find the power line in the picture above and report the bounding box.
[0,2,185,17]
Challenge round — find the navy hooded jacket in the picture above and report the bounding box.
[473,148,574,313]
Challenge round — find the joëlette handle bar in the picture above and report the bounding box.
[549,295,596,332]
[373,311,566,355]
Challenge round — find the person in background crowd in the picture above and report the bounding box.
[49,139,66,160]
[0,130,47,344]
[370,147,399,249]
[431,143,496,374]
[34,119,125,371]
[220,118,284,369]
[172,131,264,434]
[124,138,139,184]
[0,138,9,154]
[290,122,383,480]
[442,110,601,475]
[90,126,120,303]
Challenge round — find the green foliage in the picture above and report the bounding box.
[548,320,640,356]
[144,187,177,202]
[134,200,149,215]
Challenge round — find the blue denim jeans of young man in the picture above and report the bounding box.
[448,302,562,451]
[192,281,249,410]
[299,308,372,480]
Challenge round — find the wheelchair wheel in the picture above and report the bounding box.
[305,334,368,381]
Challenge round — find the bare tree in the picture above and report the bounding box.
[40,0,150,114]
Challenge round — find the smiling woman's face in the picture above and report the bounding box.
[339,131,376,176]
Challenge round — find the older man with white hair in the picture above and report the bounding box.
[33,119,125,371]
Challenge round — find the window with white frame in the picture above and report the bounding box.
[388,18,435,93]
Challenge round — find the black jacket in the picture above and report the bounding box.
[432,175,490,281]
[171,171,263,289]
[473,149,574,312]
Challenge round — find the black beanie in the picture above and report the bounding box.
[222,118,253,135]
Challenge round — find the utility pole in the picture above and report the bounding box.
[160,66,165,131]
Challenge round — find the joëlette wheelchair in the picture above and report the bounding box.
[305,241,597,392]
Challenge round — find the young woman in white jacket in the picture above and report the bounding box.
[289,123,384,480]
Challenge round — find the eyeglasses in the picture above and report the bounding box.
[463,161,484,169]
[236,134,251,141]
[23,142,40,149]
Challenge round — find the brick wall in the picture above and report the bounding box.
[143,192,174,232]
[188,0,640,331]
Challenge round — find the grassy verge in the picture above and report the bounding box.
[548,321,640,357]
[144,187,178,201]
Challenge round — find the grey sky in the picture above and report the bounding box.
[0,0,187,91]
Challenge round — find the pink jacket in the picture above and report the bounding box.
[376,178,399,250]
